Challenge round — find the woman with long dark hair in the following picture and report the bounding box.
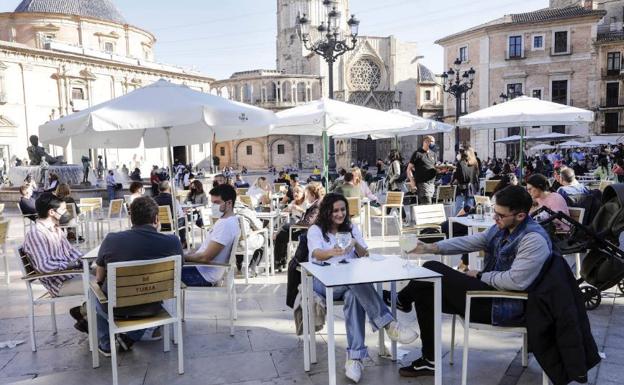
[307,193,417,382]
[452,148,479,215]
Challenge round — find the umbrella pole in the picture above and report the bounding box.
[519,127,525,182]
[322,130,329,189]
[164,126,180,235]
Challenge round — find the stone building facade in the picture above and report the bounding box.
[0,0,214,173]
[211,0,441,170]
[435,2,607,161]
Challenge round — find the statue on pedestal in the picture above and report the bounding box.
[27,135,64,166]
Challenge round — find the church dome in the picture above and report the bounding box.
[14,0,127,24]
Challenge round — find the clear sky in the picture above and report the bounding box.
[1,0,550,79]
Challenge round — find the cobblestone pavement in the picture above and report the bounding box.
[0,207,622,385]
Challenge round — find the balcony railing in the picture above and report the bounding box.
[599,98,624,109]
[505,50,525,60]
[601,68,624,77]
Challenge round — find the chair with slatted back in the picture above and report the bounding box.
[405,204,447,236]
[79,197,103,212]
[236,187,249,196]
[181,224,241,335]
[598,180,614,192]
[1,220,9,284]
[369,191,404,240]
[15,247,84,351]
[97,199,126,235]
[473,195,491,207]
[237,215,269,283]
[484,180,499,197]
[435,185,456,205]
[89,255,184,385]
[16,202,36,238]
[274,183,287,194]
[239,194,254,208]
[158,206,176,235]
[176,190,190,204]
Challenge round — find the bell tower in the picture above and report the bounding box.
[276,0,349,75]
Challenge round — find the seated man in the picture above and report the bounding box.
[234,174,250,188]
[386,186,552,378]
[334,172,359,198]
[556,167,589,200]
[22,193,86,329]
[153,181,187,248]
[94,196,184,356]
[18,184,37,221]
[182,184,240,286]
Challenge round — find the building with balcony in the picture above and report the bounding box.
[0,0,215,171]
[435,1,606,161]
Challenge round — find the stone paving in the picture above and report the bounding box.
[1,208,623,385]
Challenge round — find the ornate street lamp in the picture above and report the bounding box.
[441,58,475,153]
[297,0,360,181]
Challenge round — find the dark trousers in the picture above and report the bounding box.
[440,220,470,265]
[398,261,494,361]
[274,223,304,268]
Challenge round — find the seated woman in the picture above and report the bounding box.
[55,183,82,242]
[282,185,306,221]
[247,176,271,207]
[185,180,208,227]
[273,183,325,270]
[127,181,145,205]
[307,193,418,383]
[129,168,141,181]
[526,173,570,232]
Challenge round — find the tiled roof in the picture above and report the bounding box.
[417,63,436,83]
[437,6,605,43]
[14,0,127,24]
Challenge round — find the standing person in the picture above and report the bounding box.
[452,148,479,215]
[593,158,612,181]
[96,156,104,179]
[386,149,406,220]
[150,166,161,197]
[105,170,116,201]
[307,193,418,382]
[407,135,438,205]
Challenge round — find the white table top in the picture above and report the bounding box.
[300,255,441,287]
[450,215,495,228]
[82,245,100,261]
[256,211,280,219]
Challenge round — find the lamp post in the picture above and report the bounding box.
[297,0,360,182]
[441,58,475,154]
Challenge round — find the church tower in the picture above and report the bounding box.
[276,0,349,76]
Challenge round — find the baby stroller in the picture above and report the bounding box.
[532,184,624,310]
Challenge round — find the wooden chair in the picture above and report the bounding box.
[484,180,499,197]
[182,228,241,335]
[474,195,491,207]
[370,191,404,240]
[435,185,457,204]
[274,183,287,194]
[450,291,550,385]
[79,197,103,212]
[239,194,254,208]
[236,187,249,196]
[346,196,364,230]
[237,216,269,283]
[0,220,9,284]
[158,206,176,235]
[176,190,190,203]
[89,255,184,385]
[15,247,84,352]
[405,204,447,235]
[97,199,126,235]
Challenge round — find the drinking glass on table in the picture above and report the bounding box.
[399,234,420,269]
[336,232,352,251]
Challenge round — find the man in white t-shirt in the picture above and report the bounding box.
[182,184,240,286]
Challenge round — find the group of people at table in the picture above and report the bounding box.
[15,140,598,384]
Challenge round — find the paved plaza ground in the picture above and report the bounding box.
[1,206,623,385]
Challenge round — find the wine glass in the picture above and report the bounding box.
[399,234,419,269]
[336,232,352,251]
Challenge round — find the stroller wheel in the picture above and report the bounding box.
[580,286,601,310]
[618,280,624,295]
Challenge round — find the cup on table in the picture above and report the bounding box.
[336,232,352,251]
[399,234,420,269]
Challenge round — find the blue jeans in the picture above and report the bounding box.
[313,278,394,360]
[96,301,146,350]
[454,193,475,216]
[181,266,214,287]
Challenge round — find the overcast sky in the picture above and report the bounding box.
[1,0,550,79]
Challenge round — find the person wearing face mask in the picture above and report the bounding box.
[182,184,241,286]
[22,193,87,332]
[407,135,438,205]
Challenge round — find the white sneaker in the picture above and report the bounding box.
[385,321,419,344]
[345,359,364,383]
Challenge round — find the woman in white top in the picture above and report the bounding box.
[247,176,271,207]
[306,193,418,383]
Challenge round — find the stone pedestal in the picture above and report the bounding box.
[8,165,83,187]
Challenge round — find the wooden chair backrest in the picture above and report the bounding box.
[385,191,404,206]
[274,183,287,193]
[436,185,456,203]
[413,204,447,226]
[599,180,614,192]
[16,247,36,278]
[80,197,103,211]
[0,220,8,245]
[346,197,361,218]
[236,188,249,196]
[108,199,124,217]
[158,205,173,227]
[568,207,585,225]
[176,190,189,203]
[239,195,253,207]
[484,180,499,195]
[107,255,180,308]
[474,195,491,206]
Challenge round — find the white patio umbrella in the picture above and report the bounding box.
[40,79,277,230]
[529,144,555,152]
[272,98,418,183]
[530,133,578,142]
[493,135,527,143]
[558,140,591,148]
[458,96,594,178]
